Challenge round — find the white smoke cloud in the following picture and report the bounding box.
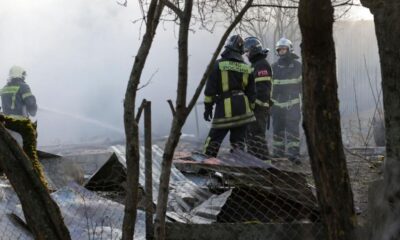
[0,0,378,147]
[0,0,221,146]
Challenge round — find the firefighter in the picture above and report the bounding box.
[203,35,256,157]
[271,38,302,164]
[0,67,46,186]
[243,37,272,161]
[0,65,37,145]
[1,65,37,118]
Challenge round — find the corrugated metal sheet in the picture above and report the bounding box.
[174,150,319,224]
[0,183,33,240]
[41,150,113,189]
[85,145,213,223]
[51,183,145,240]
[0,182,146,240]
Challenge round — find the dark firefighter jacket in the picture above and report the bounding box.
[271,53,302,108]
[204,58,256,129]
[0,78,37,117]
[249,53,272,108]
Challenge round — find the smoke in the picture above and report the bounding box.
[0,0,222,146]
[0,0,378,147]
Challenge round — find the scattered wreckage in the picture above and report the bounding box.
[0,141,321,239]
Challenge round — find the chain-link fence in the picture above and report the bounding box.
[0,118,384,240]
[169,137,321,239]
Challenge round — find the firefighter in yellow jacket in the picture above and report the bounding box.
[203,35,256,157]
[0,65,38,145]
[1,66,37,118]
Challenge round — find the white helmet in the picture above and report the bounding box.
[9,65,27,79]
[275,38,293,53]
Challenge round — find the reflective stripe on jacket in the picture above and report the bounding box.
[271,54,302,108]
[204,59,256,129]
[0,78,37,117]
[250,54,272,108]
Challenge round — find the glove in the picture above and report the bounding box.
[269,99,274,107]
[250,102,256,110]
[204,105,213,122]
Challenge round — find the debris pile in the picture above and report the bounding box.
[0,141,321,239]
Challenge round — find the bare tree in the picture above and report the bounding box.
[359,1,400,239]
[122,1,356,239]
[122,0,165,239]
[121,1,256,238]
[299,0,356,239]
[238,0,354,62]
[152,0,257,239]
[0,117,71,240]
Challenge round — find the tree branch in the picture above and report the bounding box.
[116,0,128,7]
[251,0,357,9]
[187,0,254,112]
[135,99,147,122]
[167,99,176,116]
[137,69,158,91]
[251,4,298,9]
[161,0,184,18]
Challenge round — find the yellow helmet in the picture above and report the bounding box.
[9,65,27,79]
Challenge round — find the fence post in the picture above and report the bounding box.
[144,100,154,240]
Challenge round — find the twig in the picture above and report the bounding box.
[344,147,377,168]
[161,0,184,18]
[251,0,356,9]
[352,78,366,145]
[251,4,297,9]
[363,55,384,119]
[117,0,128,7]
[364,88,383,145]
[167,99,176,116]
[187,0,255,112]
[137,69,159,90]
[138,0,147,23]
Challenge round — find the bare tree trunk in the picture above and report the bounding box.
[154,0,193,238]
[122,1,165,239]
[153,1,254,239]
[359,1,400,239]
[0,123,71,240]
[298,0,356,239]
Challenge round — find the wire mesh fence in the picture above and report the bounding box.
[0,113,384,240]
[174,137,322,239]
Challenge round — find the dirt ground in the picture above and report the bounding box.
[343,153,383,222]
[272,151,383,225]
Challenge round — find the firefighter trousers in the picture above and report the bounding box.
[271,103,300,159]
[246,106,270,160]
[203,125,247,157]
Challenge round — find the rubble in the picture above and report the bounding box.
[174,150,319,224]
[0,142,321,239]
[85,145,212,221]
